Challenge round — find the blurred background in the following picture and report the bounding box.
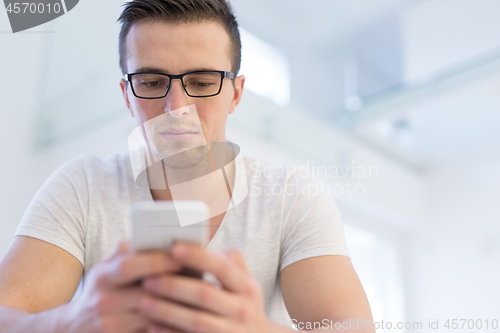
[1,0,499,331]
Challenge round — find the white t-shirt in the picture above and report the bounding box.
[14,152,349,326]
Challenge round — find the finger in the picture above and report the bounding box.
[97,312,149,333]
[143,275,248,321]
[226,249,251,276]
[148,323,186,333]
[119,239,130,254]
[139,295,241,333]
[103,252,182,286]
[95,286,146,313]
[171,243,249,293]
[106,240,130,261]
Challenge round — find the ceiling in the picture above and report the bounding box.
[230,0,500,171]
[230,0,428,47]
[351,0,500,170]
[353,53,500,170]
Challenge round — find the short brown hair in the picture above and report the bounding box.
[118,0,241,75]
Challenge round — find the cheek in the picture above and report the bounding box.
[130,99,163,124]
[195,100,229,136]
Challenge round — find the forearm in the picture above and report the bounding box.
[0,305,70,333]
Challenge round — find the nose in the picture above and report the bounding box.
[169,105,191,118]
[163,79,190,116]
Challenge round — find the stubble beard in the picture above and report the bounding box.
[161,144,210,169]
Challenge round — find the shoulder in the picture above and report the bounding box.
[243,155,318,190]
[243,155,340,209]
[79,152,129,173]
[46,152,135,193]
[241,155,332,215]
[41,155,87,192]
[77,152,133,181]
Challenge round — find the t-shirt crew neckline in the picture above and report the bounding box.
[141,157,241,250]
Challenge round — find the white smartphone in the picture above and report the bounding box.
[130,200,210,253]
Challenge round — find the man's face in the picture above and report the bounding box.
[120,20,244,168]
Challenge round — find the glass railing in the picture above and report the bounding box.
[352,47,500,123]
[34,0,126,150]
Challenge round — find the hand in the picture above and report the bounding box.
[61,240,182,333]
[138,243,284,333]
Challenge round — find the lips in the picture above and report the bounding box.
[160,128,199,142]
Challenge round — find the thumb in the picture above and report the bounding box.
[227,248,251,276]
[119,239,130,253]
[111,239,130,257]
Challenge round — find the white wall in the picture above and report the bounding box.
[396,1,500,324]
[0,28,136,257]
[0,30,47,257]
[402,0,500,81]
[407,153,500,325]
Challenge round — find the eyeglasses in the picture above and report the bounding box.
[125,70,236,99]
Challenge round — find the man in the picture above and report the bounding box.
[0,0,375,332]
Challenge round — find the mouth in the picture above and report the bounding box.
[160,128,200,142]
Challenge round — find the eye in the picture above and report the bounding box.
[141,80,167,88]
[190,81,213,87]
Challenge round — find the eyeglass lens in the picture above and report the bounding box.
[131,72,222,98]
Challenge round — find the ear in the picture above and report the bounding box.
[120,78,134,118]
[228,75,245,115]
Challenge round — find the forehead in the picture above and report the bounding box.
[125,20,232,74]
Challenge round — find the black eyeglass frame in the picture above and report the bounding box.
[125,70,236,99]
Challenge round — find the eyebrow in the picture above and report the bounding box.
[133,67,219,74]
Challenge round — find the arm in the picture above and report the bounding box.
[281,255,375,332]
[0,236,182,333]
[0,236,83,332]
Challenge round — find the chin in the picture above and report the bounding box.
[161,145,210,169]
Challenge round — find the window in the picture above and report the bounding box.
[344,223,406,333]
[239,28,291,107]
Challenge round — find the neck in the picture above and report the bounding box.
[149,142,236,203]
